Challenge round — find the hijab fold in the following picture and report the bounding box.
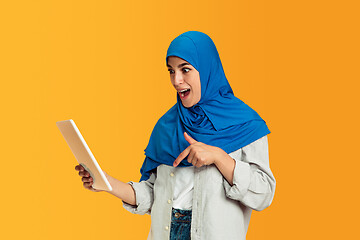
[140,31,270,181]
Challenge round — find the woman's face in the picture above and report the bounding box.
[167,56,201,108]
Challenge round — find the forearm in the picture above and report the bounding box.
[104,173,136,206]
[214,148,236,186]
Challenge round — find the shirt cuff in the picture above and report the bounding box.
[122,181,152,215]
[223,158,251,201]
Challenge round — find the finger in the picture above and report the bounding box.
[78,170,90,177]
[82,176,93,183]
[195,161,203,168]
[195,158,203,168]
[187,149,196,164]
[83,182,93,189]
[173,147,191,167]
[78,170,89,177]
[192,158,198,167]
[75,165,84,171]
[184,132,197,145]
[89,186,101,192]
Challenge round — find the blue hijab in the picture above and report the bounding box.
[140,31,270,181]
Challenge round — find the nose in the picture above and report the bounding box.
[173,71,184,86]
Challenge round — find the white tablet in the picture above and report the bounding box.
[56,119,112,191]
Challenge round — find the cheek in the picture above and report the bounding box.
[190,74,201,92]
[195,78,201,99]
[196,86,201,100]
[198,81,201,98]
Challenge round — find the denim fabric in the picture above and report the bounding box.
[123,135,276,239]
[169,208,192,240]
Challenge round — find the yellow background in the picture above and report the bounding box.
[1,0,359,239]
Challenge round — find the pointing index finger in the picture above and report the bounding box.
[173,147,191,167]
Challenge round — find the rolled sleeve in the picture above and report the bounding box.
[223,159,251,200]
[223,135,276,211]
[122,171,156,215]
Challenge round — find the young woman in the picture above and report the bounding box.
[76,31,276,240]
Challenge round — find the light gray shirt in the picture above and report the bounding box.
[123,135,276,240]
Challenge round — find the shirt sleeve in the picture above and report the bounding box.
[122,169,157,215]
[223,135,276,211]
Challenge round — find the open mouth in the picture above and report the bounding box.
[178,89,190,99]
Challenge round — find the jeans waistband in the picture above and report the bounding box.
[171,208,192,223]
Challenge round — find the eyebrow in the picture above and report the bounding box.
[167,62,191,68]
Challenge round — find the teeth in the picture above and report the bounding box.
[179,89,189,93]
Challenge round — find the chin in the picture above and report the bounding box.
[182,101,193,108]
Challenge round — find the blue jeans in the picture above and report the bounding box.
[169,208,192,240]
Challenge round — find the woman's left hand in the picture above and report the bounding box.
[173,132,225,168]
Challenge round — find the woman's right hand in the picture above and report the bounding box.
[75,164,103,192]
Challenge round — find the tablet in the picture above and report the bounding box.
[56,119,112,191]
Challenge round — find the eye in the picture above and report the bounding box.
[182,68,191,73]
[167,68,191,74]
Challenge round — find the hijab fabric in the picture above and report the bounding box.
[140,31,270,181]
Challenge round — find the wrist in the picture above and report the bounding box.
[214,147,226,165]
[103,172,114,193]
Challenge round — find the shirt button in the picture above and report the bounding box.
[170,172,174,177]
[167,199,172,204]
[165,226,169,230]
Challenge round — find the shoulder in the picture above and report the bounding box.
[249,135,268,145]
[155,104,178,127]
[229,135,268,155]
[243,135,268,150]
[241,135,269,159]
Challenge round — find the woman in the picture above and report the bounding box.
[76,31,276,240]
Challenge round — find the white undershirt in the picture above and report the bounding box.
[172,166,195,210]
